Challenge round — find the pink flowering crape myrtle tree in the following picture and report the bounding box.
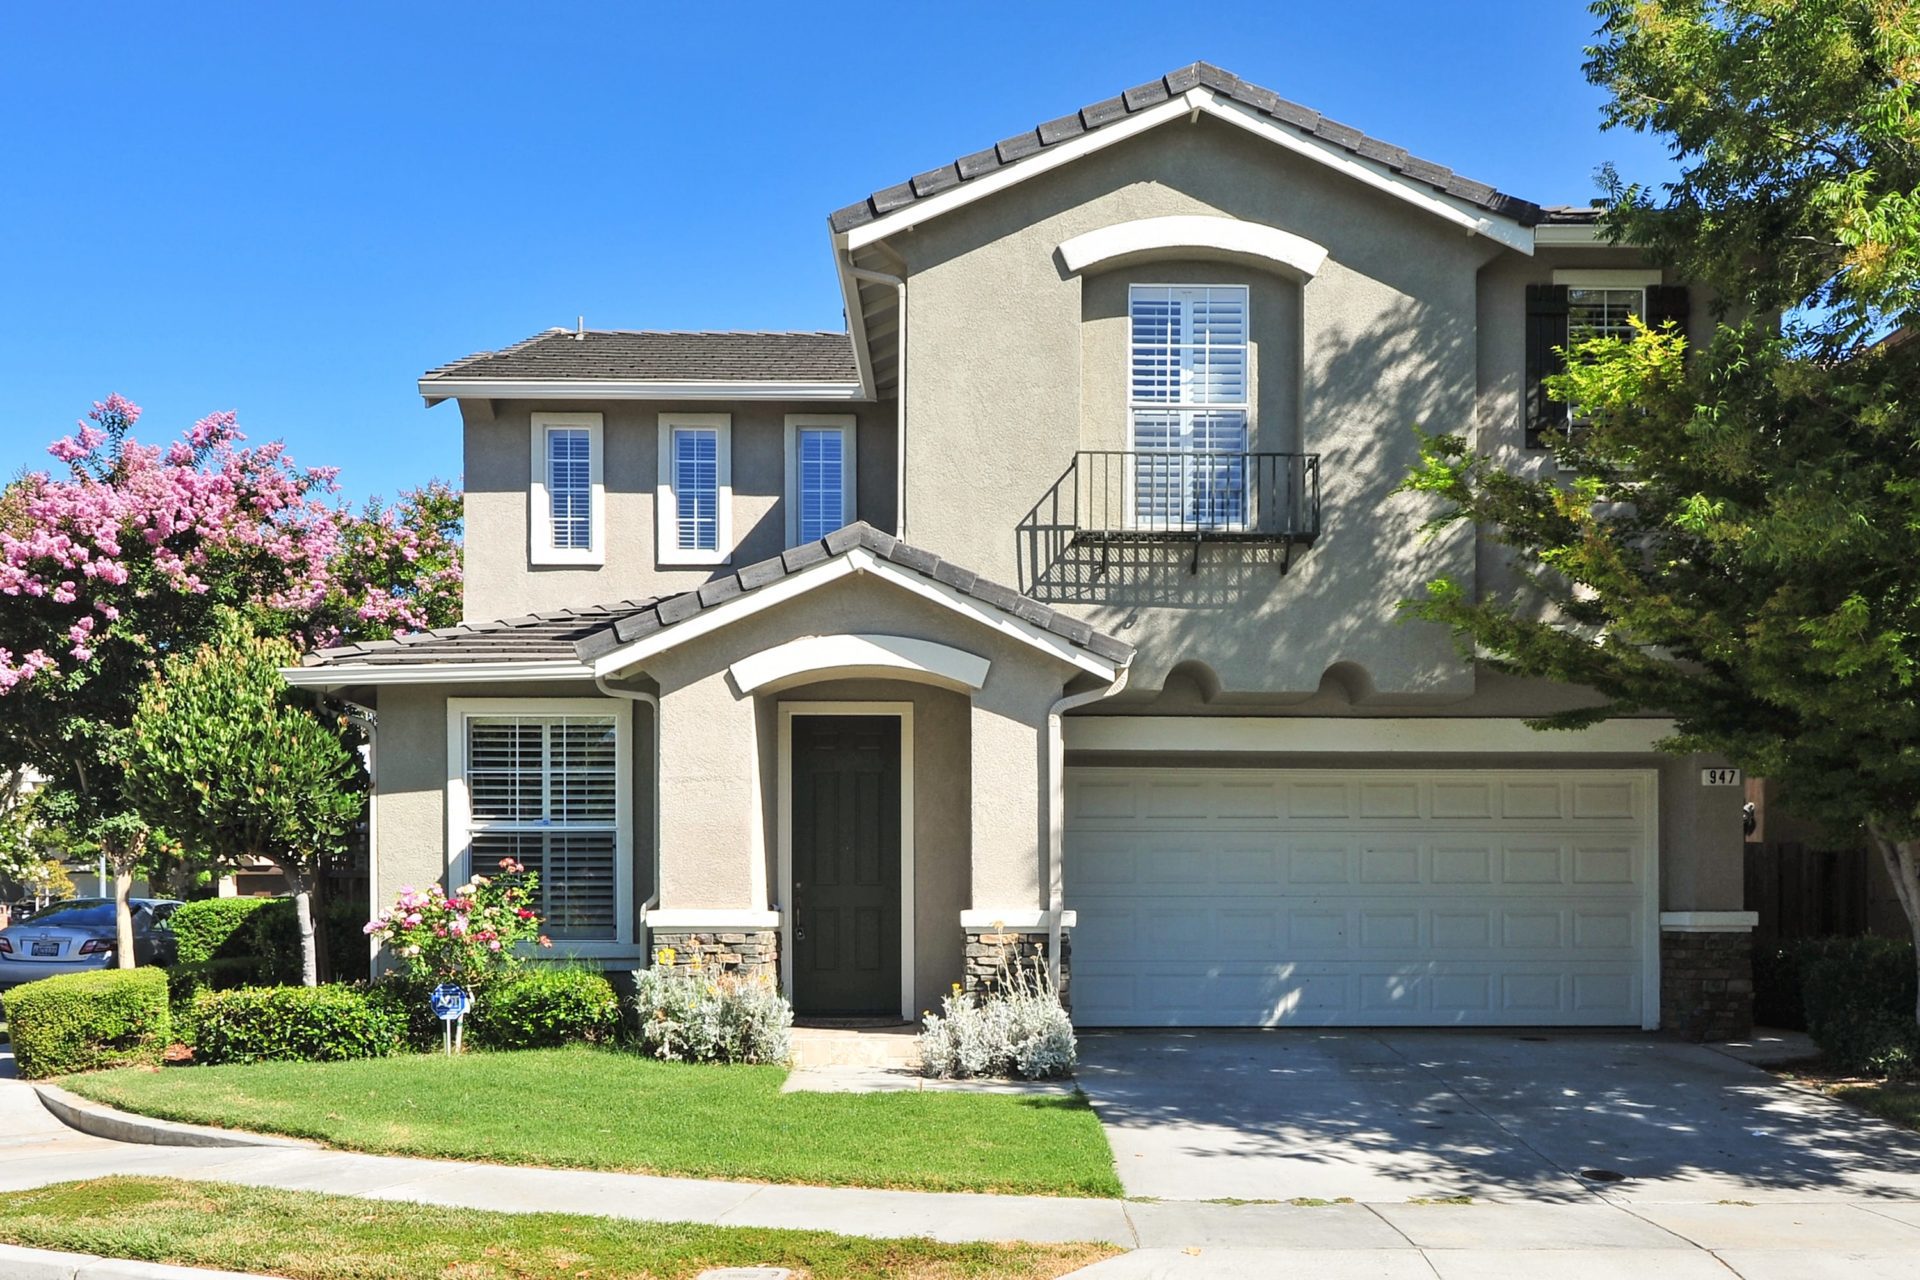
[0,397,462,964]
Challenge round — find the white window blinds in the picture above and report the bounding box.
[1129,285,1250,528]
[673,427,720,552]
[795,426,846,543]
[463,715,618,940]
[545,427,593,550]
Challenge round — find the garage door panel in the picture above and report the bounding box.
[1064,767,1654,1028]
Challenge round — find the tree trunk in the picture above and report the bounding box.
[112,865,136,969]
[281,863,319,987]
[1867,823,1920,1025]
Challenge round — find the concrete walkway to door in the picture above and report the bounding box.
[1075,1029,1920,1204]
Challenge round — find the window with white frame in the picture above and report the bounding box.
[529,413,604,565]
[461,713,619,941]
[1568,287,1645,344]
[785,414,857,546]
[1128,284,1249,529]
[656,413,732,564]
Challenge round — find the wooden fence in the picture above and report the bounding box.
[1743,840,1874,945]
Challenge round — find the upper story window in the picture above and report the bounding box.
[1525,270,1678,449]
[529,412,604,566]
[1128,284,1249,529]
[656,412,732,566]
[1568,286,1645,344]
[785,414,857,546]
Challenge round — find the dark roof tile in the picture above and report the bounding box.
[300,600,659,669]
[423,329,859,387]
[830,61,1549,236]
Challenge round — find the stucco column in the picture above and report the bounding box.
[654,675,764,910]
[966,665,1061,915]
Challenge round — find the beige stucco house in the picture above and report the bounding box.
[290,63,1755,1037]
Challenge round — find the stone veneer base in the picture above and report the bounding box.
[645,928,779,979]
[963,926,1071,1010]
[1660,928,1755,1042]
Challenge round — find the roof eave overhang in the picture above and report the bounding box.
[837,89,1537,259]
[1534,222,1621,247]
[282,660,594,688]
[418,378,867,407]
[586,548,1122,683]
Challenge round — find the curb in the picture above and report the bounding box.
[0,1242,274,1279]
[33,1086,314,1150]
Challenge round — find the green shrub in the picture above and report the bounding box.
[1801,936,1919,1078]
[470,967,621,1050]
[169,897,284,970]
[191,985,405,1065]
[365,973,446,1052]
[2,968,170,1079]
[1754,938,1819,1030]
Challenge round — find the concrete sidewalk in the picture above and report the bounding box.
[6,1073,1920,1278]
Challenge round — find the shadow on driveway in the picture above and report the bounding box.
[1074,1029,1920,1203]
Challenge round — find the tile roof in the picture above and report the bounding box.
[1538,204,1605,224]
[421,329,860,385]
[830,61,1548,235]
[301,601,659,668]
[572,523,1135,668]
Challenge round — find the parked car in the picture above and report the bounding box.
[0,898,182,988]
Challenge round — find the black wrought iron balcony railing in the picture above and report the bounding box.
[1019,451,1321,590]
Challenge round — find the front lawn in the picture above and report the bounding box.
[64,1046,1121,1197]
[1783,1065,1920,1134]
[0,1178,1116,1280]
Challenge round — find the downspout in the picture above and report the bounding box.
[596,676,662,935]
[1045,664,1131,986]
[846,264,907,541]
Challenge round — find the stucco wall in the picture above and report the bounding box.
[461,398,895,620]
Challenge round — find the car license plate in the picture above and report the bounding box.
[30,940,59,957]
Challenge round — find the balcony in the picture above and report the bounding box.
[1018,450,1321,603]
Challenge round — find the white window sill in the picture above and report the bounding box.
[657,552,732,568]
[532,549,606,567]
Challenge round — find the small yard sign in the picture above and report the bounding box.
[430,983,472,1055]
[1700,767,1743,787]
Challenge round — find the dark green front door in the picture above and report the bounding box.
[791,715,901,1018]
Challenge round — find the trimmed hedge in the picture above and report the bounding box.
[2,968,170,1079]
[1800,935,1919,1078]
[191,985,406,1065]
[171,898,284,969]
[469,967,621,1050]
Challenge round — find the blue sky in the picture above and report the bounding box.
[0,2,1673,506]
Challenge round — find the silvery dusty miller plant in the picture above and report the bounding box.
[919,958,1076,1080]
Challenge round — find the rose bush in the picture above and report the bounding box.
[365,857,551,986]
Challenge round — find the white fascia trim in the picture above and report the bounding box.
[783,414,859,547]
[1553,268,1663,287]
[1535,223,1618,247]
[961,909,1078,930]
[842,90,1534,256]
[591,548,1118,680]
[530,412,605,567]
[730,634,990,695]
[282,661,594,687]
[1058,215,1329,279]
[643,908,783,929]
[1659,911,1760,933]
[420,378,864,404]
[1063,716,1680,754]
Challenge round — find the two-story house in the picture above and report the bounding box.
[290,64,1754,1039]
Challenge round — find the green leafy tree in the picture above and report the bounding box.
[1402,1,1920,1020]
[122,611,365,986]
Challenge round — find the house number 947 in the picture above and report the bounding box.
[1700,768,1743,787]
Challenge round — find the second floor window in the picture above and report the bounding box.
[530,412,603,566]
[1568,286,1644,346]
[786,414,857,546]
[1129,284,1250,529]
[656,413,732,565]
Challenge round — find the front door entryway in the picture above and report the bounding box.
[790,715,903,1017]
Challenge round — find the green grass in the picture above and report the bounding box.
[64,1045,1122,1197]
[1830,1079,1920,1132]
[0,1178,1117,1280]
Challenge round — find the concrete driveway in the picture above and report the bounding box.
[1076,1030,1920,1204]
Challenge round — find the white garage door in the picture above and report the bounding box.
[1065,768,1656,1028]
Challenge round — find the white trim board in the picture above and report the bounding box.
[1059,215,1327,278]
[444,696,636,957]
[777,701,916,1021]
[1660,911,1759,933]
[421,378,864,404]
[283,660,594,688]
[644,908,783,929]
[839,89,1534,256]
[730,634,990,695]
[1064,716,1678,754]
[1553,268,1662,287]
[589,547,1117,681]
